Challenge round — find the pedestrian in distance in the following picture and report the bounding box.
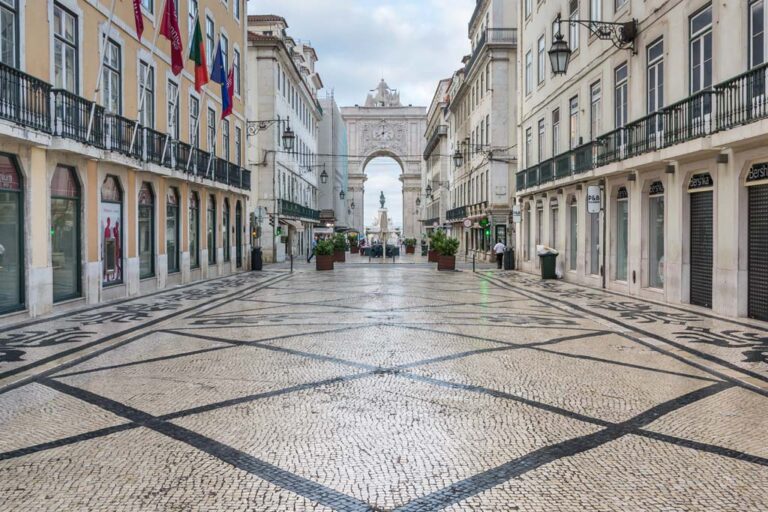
[307,236,318,263]
[493,239,506,269]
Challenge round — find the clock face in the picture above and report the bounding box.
[373,124,393,141]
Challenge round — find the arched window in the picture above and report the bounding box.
[138,183,154,278]
[223,198,230,262]
[101,176,123,285]
[51,165,81,301]
[568,196,578,271]
[648,181,665,288]
[0,154,23,312]
[190,191,200,269]
[207,195,216,265]
[235,200,242,268]
[616,187,629,281]
[167,188,180,273]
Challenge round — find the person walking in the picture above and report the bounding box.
[307,236,318,263]
[493,239,506,269]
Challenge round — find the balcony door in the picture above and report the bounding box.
[689,6,713,134]
[647,39,664,148]
[0,0,18,67]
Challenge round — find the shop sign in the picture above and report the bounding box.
[587,185,601,214]
[747,163,768,184]
[512,205,522,224]
[463,218,473,228]
[688,173,713,191]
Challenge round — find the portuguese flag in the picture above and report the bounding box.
[189,17,208,92]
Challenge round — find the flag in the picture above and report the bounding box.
[188,17,208,92]
[131,0,144,40]
[221,66,234,119]
[210,39,227,85]
[159,0,183,75]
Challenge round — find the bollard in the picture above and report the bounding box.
[290,254,294,273]
[473,253,476,273]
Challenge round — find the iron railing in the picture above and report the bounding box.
[0,62,51,133]
[446,205,467,221]
[423,124,448,160]
[278,199,320,221]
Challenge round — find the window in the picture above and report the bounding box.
[222,120,230,162]
[590,0,601,22]
[537,35,546,84]
[207,107,216,154]
[235,125,242,166]
[188,0,198,39]
[234,0,240,21]
[0,153,23,312]
[615,63,628,128]
[139,61,154,128]
[189,95,199,147]
[550,200,559,249]
[589,198,600,275]
[233,48,241,95]
[166,188,179,273]
[167,80,179,139]
[207,196,216,265]
[615,0,628,11]
[590,81,601,139]
[616,187,628,281]
[0,0,19,67]
[525,50,533,94]
[569,96,579,149]
[51,166,81,301]
[141,0,152,12]
[649,181,665,288]
[102,39,121,113]
[138,183,154,278]
[525,203,531,260]
[552,108,560,155]
[647,39,664,113]
[101,176,123,285]
[537,119,545,162]
[53,3,78,92]
[221,33,228,70]
[223,199,230,262]
[190,192,200,269]
[569,198,578,270]
[750,0,765,67]
[525,0,532,17]
[690,5,712,116]
[205,15,215,67]
[525,127,532,167]
[569,0,580,51]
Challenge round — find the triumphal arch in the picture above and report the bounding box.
[341,80,426,237]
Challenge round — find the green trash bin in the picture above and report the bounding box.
[539,253,557,279]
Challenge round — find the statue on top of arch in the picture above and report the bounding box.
[365,79,402,108]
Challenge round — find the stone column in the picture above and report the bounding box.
[401,172,421,238]
[665,164,683,304]
[125,170,140,297]
[85,160,101,304]
[27,147,52,316]
[715,149,741,316]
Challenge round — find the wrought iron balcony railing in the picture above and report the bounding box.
[446,205,467,221]
[278,199,320,221]
[423,124,448,160]
[0,62,51,133]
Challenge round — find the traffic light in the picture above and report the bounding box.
[484,227,491,237]
[268,214,274,227]
[276,226,283,236]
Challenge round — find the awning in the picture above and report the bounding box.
[281,219,305,233]
[314,227,334,235]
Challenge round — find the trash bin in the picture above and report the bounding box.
[251,247,263,271]
[503,248,515,270]
[539,254,557,279]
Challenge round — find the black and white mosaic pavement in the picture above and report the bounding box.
[0,267,766,511]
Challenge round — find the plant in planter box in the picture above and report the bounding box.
[436,236,460,271]
[404,238,417,254]
[315,239,335,271]
[348,233,359,254]
[332,233,347,262]
[427,230,445,262]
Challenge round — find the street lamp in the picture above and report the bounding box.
[453,149,464,168]
[425,184,433,197]
[415,197,421,207]
[320,169,328,184]
[282,124,296,151]
[340,190,346,200]
[350,201,355,210]
[548,32,572,76]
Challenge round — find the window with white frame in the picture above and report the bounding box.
[235,125,242,166]
[537,119,545,162]
[188,0,198,39]
[139,61,154,128]
[189,95,199,147]
[614,63,628,128]
[234,0,240,21]
[590,80,601,139]
[141,0,152,13]
[525,0,532,18]
[569,96,579,149]
[569,0,580,51]
[750,0,764,68]
[221,33,228,70]
[537,35,546,84]
[525,50,533,94]
[167,81,179,138]
[102,39,121,114]
[615,0,628,11]
[590,0,601,22]
[648,181,665,288]
[54,3,78,93]
[569,198,578,270]
[552,108,560,156]
[222,120,230,162]
[233,48,241,95]
[525,127,532,167]
[0,0,19,67]
[205,15,215,67]
[689,5,712,106]
[207,107,216,154]
[647,38,664,113]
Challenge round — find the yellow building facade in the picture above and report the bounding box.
[0,0,251,320]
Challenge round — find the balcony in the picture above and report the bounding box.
[517,61,768,193]
[446,205,467,221]
[1,62,250,191]
[423,125,448,160]
[278,199,320,221]
[465,28,517,76]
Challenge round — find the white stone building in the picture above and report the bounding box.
[516,0,768,321]
[246,15,323,262]
[421,79,451,237]
[318,94,350,233]
[442,0,518,262]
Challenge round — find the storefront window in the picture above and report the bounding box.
[207,195,216,265]
[550,200,558,249]
[101,176,122,285]
[167,188,179,273]
[649,181,665,288]
[138,183,154,278]
[223,199,230,262]
[525,203,531,260]
[616,187,629,281]
[569,198,577,271]
[0,154,22,312]
[51,165,80,301]
[589,209,600,275]
[190,192,200,269]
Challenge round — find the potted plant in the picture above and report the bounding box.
[436,236,460,271]
[348,233,359,254]
[315,239,335,271]
[333,233,346,262]
[428,230,445,263]
[404,238,417,254]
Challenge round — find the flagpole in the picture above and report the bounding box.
[162,11,199,165]
[85,0,118,142]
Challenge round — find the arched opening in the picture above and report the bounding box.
[363,156,403,242]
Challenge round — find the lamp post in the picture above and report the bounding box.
[246,117,296,151]
[320,169,328,184]
[549,14,638,75]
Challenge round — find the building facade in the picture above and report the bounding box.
[246,15,323,263]
[516,0,768,321]
[442,0,518,261]
[421,79,450,236]
[318,93,350,233]
[0,0,251,320]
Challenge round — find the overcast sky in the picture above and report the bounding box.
[249,0,474,228]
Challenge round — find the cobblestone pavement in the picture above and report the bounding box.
[0,265,766,511]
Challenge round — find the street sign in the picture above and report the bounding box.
[512,205,522,224]
[587,186,601,214]
[463,218,472,228]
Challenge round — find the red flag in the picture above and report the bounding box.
[131,0,144,40]
[222,66,234,119]
[159,0,183,75]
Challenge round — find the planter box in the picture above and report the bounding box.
[351,245,359,254]
[405,245,415,254]
[316,254,334,271]
[437,255,456,271]
[428,250,439,262]
[334,250,346,262]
